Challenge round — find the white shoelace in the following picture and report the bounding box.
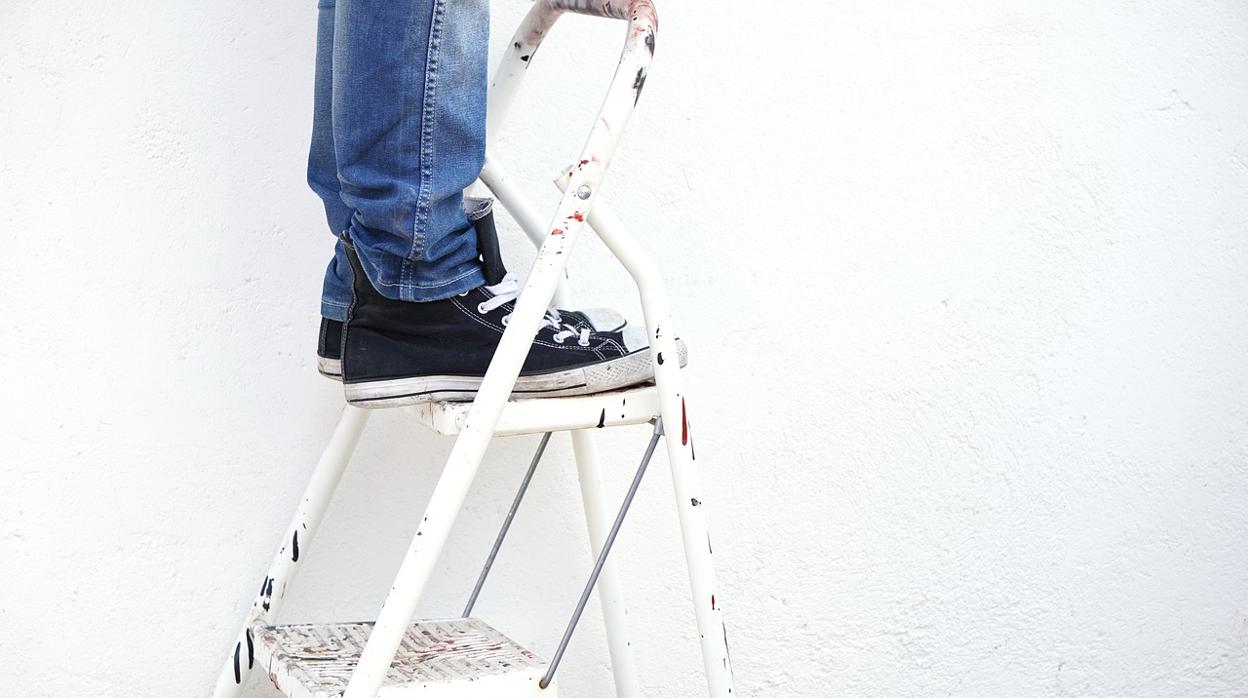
[474,273,591,346]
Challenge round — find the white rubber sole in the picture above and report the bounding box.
[317,356,342,380]
[341,342,687,409]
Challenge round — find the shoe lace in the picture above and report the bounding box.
[477,273,591,346]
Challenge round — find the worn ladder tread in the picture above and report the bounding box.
[253,618,550,697]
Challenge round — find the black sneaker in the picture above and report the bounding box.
[316,200,632,382]
[338,237,685,408]
[317,308,628,381]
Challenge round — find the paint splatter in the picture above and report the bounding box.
[691,497,701,507]
[596,408,606,428]
[645,32,656,55]
[233,643,241,683]
[632,67,647,105]
[681,398,688,445]
[657,352,664,365]
[246,628,255,669]
[291,531,300,562]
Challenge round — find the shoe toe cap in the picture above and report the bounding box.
[577,308,628,332]
[620,326,649,353]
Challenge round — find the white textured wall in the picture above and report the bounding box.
[3,0,1247,695]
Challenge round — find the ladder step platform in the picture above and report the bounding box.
[407,384,662,436]
[253,618,555,698]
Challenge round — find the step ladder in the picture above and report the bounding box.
[212,1,735,696]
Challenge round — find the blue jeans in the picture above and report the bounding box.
[309,0,490,321]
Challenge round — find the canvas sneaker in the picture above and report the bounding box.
[316,308,626,380]
[339,245,686,407]
[316,200,630,380]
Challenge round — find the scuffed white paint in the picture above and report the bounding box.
[3,1,1247,696]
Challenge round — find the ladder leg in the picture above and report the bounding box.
[653,379,728,694]
[654,383,735,696]
[212,405,371,698]
[570,429,643,698]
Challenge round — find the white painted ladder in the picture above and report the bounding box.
[212,1,734,695]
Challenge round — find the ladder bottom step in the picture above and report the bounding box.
[253,617,555,697]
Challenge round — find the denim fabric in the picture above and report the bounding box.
[310,0,490,321]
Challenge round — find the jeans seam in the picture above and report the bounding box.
[407,0,446,301]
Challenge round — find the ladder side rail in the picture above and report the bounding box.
[212,406,372,698]
[342,5,657,697]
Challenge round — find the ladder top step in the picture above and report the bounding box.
[405,383,661,436]
[253,617,554,697]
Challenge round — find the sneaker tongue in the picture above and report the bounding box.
[466,197,508,286]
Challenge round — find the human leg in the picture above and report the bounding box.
[331,0,489,302]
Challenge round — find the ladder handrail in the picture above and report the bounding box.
[486,0,657,163]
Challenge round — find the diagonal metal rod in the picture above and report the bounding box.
[541,419,664,689]
[463,431,553,618]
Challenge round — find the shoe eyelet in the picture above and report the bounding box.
[578,338,590,347]
[553,335,565,344]
[502,315,510,326]
[477,302,488,314]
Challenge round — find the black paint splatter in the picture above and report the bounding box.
[233,642,241,683]
[596,409,606,428]
[691,497,701,507]
[246,628,254,669]
[520,54,531,62]
[632,67,647,105]
[514,41,522,50]
[645,32,656,55]
[657,352,664,365]
[291,531,300,562]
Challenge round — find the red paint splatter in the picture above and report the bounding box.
[711,595,716,610]
[579,159,589,166]
[551,228,565,236]
[681,398,689,445]
[573,212,584,221]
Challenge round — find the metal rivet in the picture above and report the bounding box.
[576,185,592,200]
